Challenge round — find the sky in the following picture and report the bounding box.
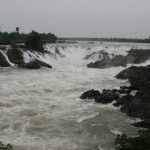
[0,0,150,38]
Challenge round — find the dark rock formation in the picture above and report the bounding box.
[20,59,52,69]
[7,48,24,65]
[95,89,119,104]
[87,55,126,68]
[120,87,150,128]
[0,51,10,67]
[126,49,150,64]
[132,121,150,129]
[80,89,100,100]
[87,49,150,69]
[80,89,119,104]
[113,94,133,107]
[116,65,150,90]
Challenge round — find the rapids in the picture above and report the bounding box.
[0,42,150,150]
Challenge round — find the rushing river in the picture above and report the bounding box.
[0,42,150,150]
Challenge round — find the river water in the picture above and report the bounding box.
[0,42,150,150]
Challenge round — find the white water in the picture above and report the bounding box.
[0,42,150,150]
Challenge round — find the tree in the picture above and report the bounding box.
[25,31,44,52]
[16,27,19,33]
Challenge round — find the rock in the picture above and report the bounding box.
[84,50,110,60]
[20,61,41,69]
[87,49,150,69]
[80,89,100,99]
[120,88,150,125]
[34,59,52,68]
[0,51,10,67]
[20,59,52,69]
[7,48,24,65]
[95,89,119,104]
[116,65,150,90]
[126,49,150,64]
[0,46,7,51]
[87,55,126,68]
[113,94,133,107]
[132,121,150,129]
[80,89,119,104]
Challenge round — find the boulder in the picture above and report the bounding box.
[7,48,24,65]
[0,51,10,67]
[80,89,100,99]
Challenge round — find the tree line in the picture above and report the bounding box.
[0,27,57,45]
[60,37,150,43]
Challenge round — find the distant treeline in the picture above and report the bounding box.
[59,37,150,43]
[0,29,57,45]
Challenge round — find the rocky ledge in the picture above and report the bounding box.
[87,49,150,68]
[0,46,52,69]
[81,64,150,129]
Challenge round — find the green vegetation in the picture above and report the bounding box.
[0,28,57,45]
[25,31,44,52]
[114,130,150,150]
[0,141,13,150]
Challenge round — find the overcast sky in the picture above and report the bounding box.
[0,0,150,38]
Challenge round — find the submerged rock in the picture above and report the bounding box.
[0,51,10,67]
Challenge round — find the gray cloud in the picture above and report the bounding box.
[0,0,150,38]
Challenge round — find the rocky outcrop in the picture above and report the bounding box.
[80,89,100,100]
[95,89,119,104]
[80,89,119,104]
[0,46,53,69]
[0,51,10,67]
[87,55,126,68]
[116,65,150,90]
[115,65,150,128]
[87,49,150,69]
[126,49,150,64]
[7,48,24,65]
[113,94,133,107]
[20,59,52,69]
[82,64,150,128]
[120,87,150,128]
